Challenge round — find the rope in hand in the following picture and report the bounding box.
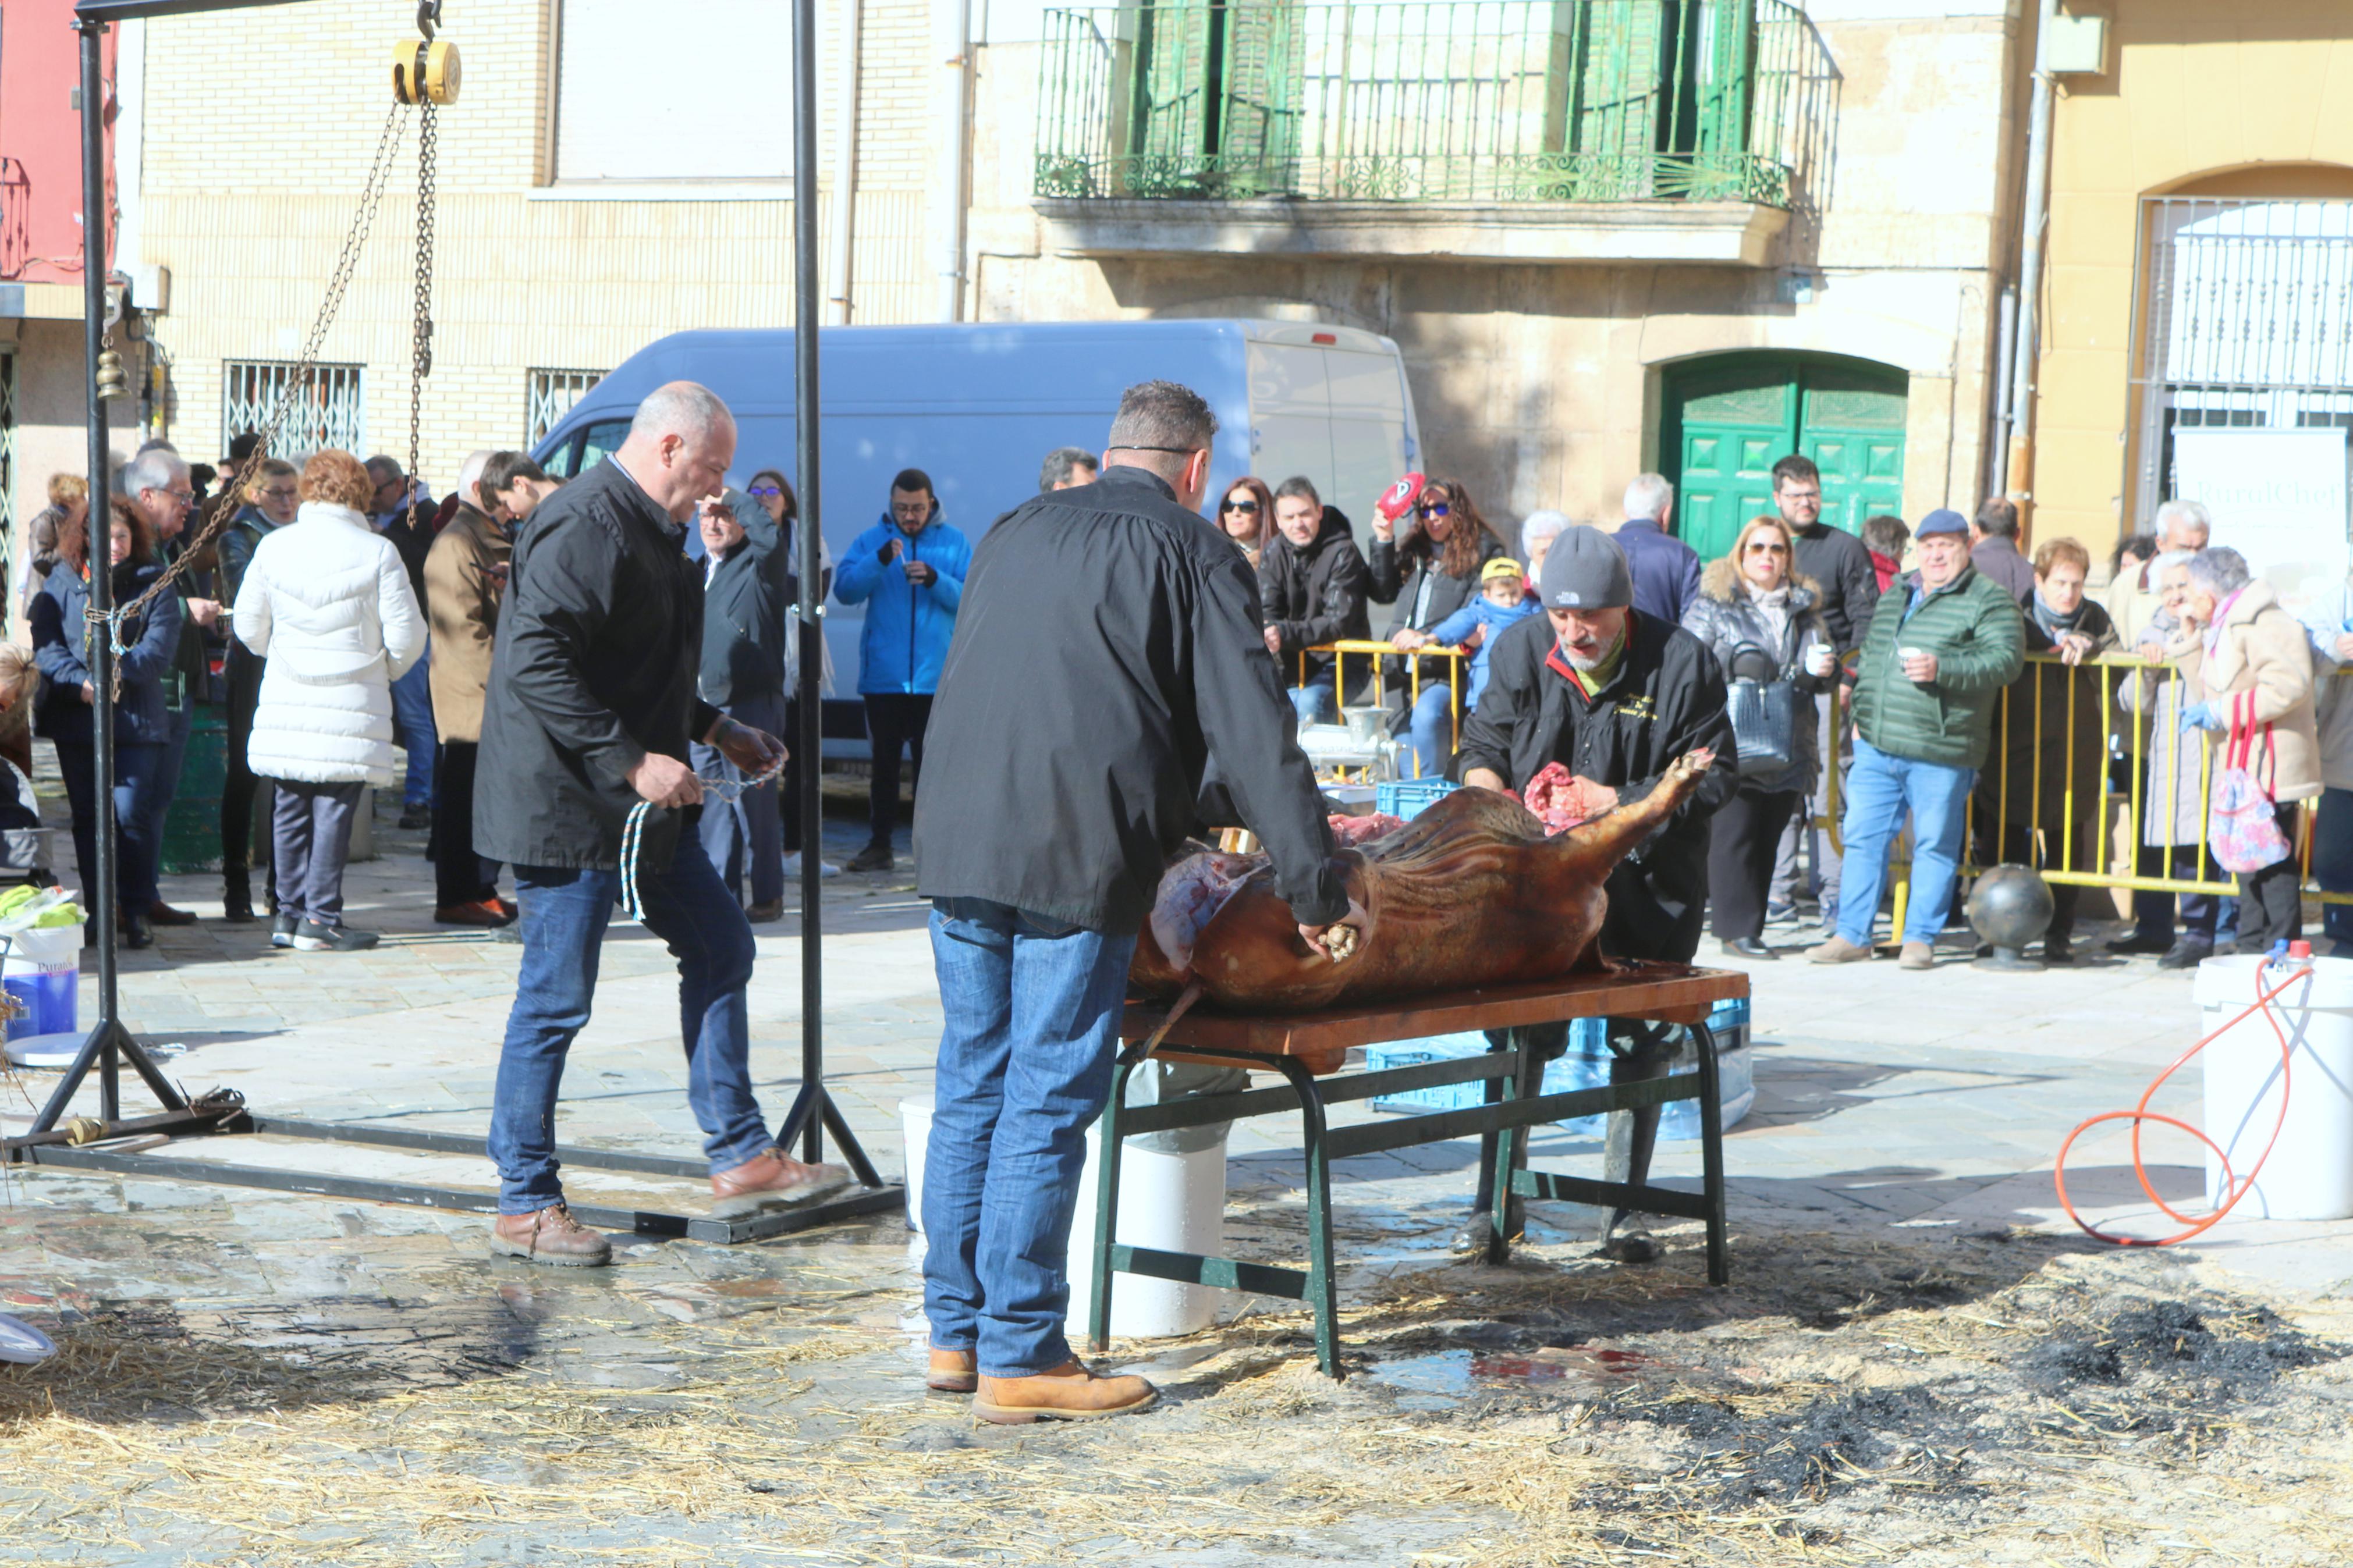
[618,752,790,923]
[2053,947,2308,1247]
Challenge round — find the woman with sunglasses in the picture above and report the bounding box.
[1215,476,1275,572]
[1371,477,1504,777]
[1680,514,1836,959]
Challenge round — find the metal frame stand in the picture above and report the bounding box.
[7,0,901,1243]
[1088,1008,1731,1381]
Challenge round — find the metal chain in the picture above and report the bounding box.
[95,103,412,672]
[409,100,436,488]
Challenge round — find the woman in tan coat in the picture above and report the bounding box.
[2173,546,2318,955]
[423,450,517,928]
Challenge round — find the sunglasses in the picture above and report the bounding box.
[1223,498,1261,514]
[748,486,784,499]
[1744,541,1789,554]
[1418,502,1451,518]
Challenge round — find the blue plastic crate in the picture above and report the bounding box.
[1375,778,1459,820]
[1364,998,1753,1140]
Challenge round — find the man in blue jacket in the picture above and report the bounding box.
[835,467,973,873]
[1612,472,1701,625]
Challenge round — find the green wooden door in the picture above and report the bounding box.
[1663,353,1908,563]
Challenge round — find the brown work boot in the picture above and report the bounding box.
[974,1359,1158,1424]
[709,1147,853,1218]
[489,1203,612,1267]
[927,1348,977,1393]
[1898,940,1936,971]
[1808,934,1872,964]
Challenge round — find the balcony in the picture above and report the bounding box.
[1032,0,1806,266]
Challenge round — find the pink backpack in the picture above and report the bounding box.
[2208,691,2291,875]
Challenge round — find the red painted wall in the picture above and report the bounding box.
[0,0,115,283]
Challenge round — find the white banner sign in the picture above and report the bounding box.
[2171,428,2351,618]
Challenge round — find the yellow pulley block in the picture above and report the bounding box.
[392,37,461,105]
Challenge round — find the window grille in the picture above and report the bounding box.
[526,368,606,447]
[2130,197,2353,527]
[221,361,365,464]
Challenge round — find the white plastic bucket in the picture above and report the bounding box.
[2,924,80,1042]
[2194,953,2353,1221]
[901,1094,1230,1339]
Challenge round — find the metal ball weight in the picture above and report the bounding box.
[1967,863,2054,972]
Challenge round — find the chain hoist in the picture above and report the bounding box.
[395,1,459,491]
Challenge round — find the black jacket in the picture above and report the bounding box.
[475,458,721,871]
[1791,520,1880,656]
[1365,529,1503,637]
[1970,536,2037,608]
[700,499,793,707]
[1456,610,1736,963]
[1258,506,1370,683]
[914,464,1347,936]
[378,498,436,608]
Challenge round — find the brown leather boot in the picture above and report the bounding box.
[973,1360,1158,1424]
[489,1203,612,1267]
[709,1148,853,1218]
[927,1348,977,1393]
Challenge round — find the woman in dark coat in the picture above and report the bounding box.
[30,499,184,950]
[1372,477,1505,776]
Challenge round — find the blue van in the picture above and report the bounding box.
[530,318,1421,736]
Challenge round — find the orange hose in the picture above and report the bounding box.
[2053,956,2306,1247]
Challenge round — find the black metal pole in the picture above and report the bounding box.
[79,19,122,1116]
[30,19,186,1134]
[792,0,826,1168]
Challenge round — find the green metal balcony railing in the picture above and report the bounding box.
[1035,0,1805,206]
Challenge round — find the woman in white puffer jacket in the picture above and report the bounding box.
[232,449,425,952]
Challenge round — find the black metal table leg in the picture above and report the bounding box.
[1272,1057,1341,1379]
[1690,1019,1730,1285]
[1088,1043,1149,1354]
[1484,1025,1543,1264]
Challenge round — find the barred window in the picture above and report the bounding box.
[221,361,364,464]
[526,368,607,448]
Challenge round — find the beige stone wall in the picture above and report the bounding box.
[964,9,2020,535]
[2036,1,2353,554]
[128,0,934,494]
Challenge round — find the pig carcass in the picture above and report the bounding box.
[1133,751,1716,1011]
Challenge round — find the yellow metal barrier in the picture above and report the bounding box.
[1299,640,1470,779]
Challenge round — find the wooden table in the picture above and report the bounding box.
[1095,963,1748,1378]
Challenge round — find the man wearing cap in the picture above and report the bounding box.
[1453,524,1735,1255]
[1812,508,2024,971]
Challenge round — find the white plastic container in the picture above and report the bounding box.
[901,1094,1230,1339]
[2195,953,2353,1220]
[2,924,80,1042]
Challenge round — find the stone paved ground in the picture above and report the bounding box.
[5,778,2353,1566]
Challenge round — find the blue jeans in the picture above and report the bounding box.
[53,738,166,917]
[1835,735,1975,947]
[390,640,435,809]
[2316,788,2353,945]
[690,689,786,908]
[1406,680,1456,779]
[923,898,1138,1378]
[125,702,191,905]
[1289,673,1336,727]
[487,831,769,1213]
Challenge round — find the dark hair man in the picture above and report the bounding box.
[1038,446,1098,492]
[475,382,846,1268]
[1455,525,1736,1253]
[1769,453,1878,937]
[1259,474,1371,725]
[482,451,558,522]
[1968,495,2035,607]
[835,465,973,873]
[913,378,1364,1423]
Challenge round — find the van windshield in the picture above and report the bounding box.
[544,419,630,479]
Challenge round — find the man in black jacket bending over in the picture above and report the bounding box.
[477,382,846,1268]
[914,380,1362,1423]
[1453,525,1736,1254]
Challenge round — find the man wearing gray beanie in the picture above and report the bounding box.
[1451,524,1735,1254]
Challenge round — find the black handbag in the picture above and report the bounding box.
[1723,641,1797,778]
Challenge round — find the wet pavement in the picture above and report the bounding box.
[6,777,2353,1564]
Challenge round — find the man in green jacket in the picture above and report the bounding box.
[1812,509,2024,970]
